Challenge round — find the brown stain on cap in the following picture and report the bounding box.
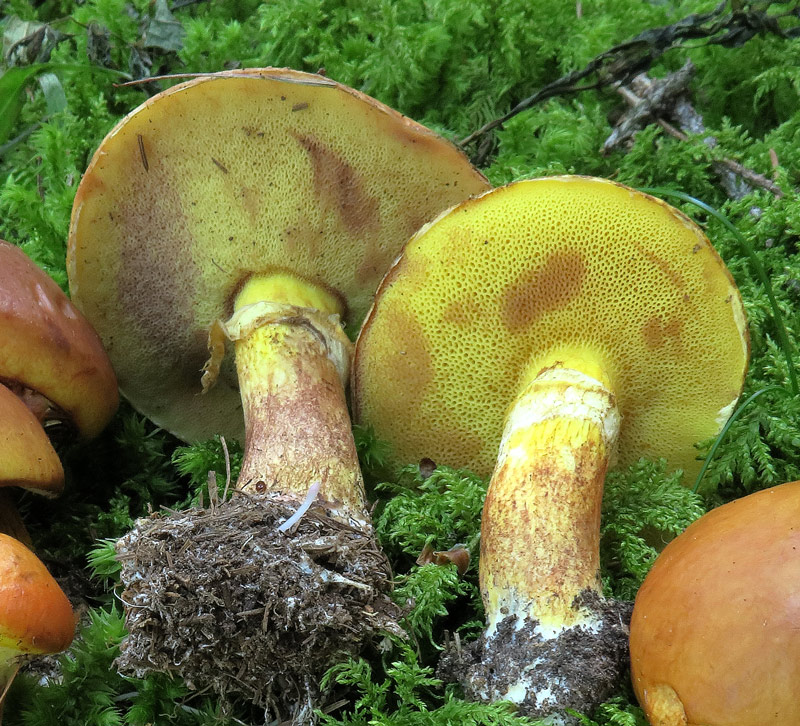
[503,251,586,331]
[293,132,380,237]
[633,241,686,291]
[643,315,684,351]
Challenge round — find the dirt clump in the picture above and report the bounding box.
[116,493,402,721]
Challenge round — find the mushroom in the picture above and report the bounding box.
[353,176,749,720]
[0,382,63,498]
[0,533,75,700]
[0,380,60,563]
[0,240,118,442]
[0,237,119,504]
[0,384,70,703]
[0,239,119,706]
[66,68,489,710]
[629,480,800,726]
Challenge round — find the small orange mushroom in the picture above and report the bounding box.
[67,68,488,708]
[0,383,63,498]
[0,237,119,532]
[0,533,75,699]
[0,241,118,441]
[630,481,800,726]
[354,176,749,719]
[0,240,118,708]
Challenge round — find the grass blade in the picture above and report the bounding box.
[692,385,789,493]
[640,187,798,395]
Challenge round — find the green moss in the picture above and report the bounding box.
[5,606,243,726]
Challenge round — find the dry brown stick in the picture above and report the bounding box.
[458,1,800,162]
[607,64,783,198]
[603,61,697,152]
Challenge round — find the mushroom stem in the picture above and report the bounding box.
[482,354,619,636]
[118,273,401,708]
[452,353,630,715]
[221,274,368,526]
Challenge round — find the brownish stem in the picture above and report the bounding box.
[234,318,369,527]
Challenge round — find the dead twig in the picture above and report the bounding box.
[605,61,783,198]
[459,1,800,165]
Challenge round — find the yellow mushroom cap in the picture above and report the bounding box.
[67,68,489,443]
[0,383,63,496]
[0,533,74,656]
[353,176,749,481]
[629,481,800,726]
[0,241,118,440]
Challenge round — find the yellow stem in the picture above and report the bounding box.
[219,274,369,526]
[481,355,619,635]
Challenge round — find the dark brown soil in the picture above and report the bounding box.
[115,493,402,722]
[437,591,632,723]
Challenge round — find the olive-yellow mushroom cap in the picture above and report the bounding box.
[0,383,63,496]
[629,481,800,726]
[0,533,74,656]
[67,68,489,443]
[0,241,118,440]
[353,176,749,481]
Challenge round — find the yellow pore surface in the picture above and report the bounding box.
[354,176,749,481]
[67,69,489,444]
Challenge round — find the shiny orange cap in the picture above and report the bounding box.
[0,533,74,655]
[0,383,63,496]
[0,241,118,440]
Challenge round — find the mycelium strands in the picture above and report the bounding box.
[116,273,398,713]
[448,353,630,717]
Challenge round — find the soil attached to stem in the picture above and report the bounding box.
[437,591,632,723]
[116,493,402,719]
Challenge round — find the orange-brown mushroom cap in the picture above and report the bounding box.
[67,68,489,444]
[0,383,63,496]
[0,533,74,656]
[0,241,118,440]
[629,481,800,726]
[353,176,749,482]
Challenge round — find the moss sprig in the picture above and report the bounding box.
[600,459,706,601]
[318,641,542,726]
[375,464,486,567]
